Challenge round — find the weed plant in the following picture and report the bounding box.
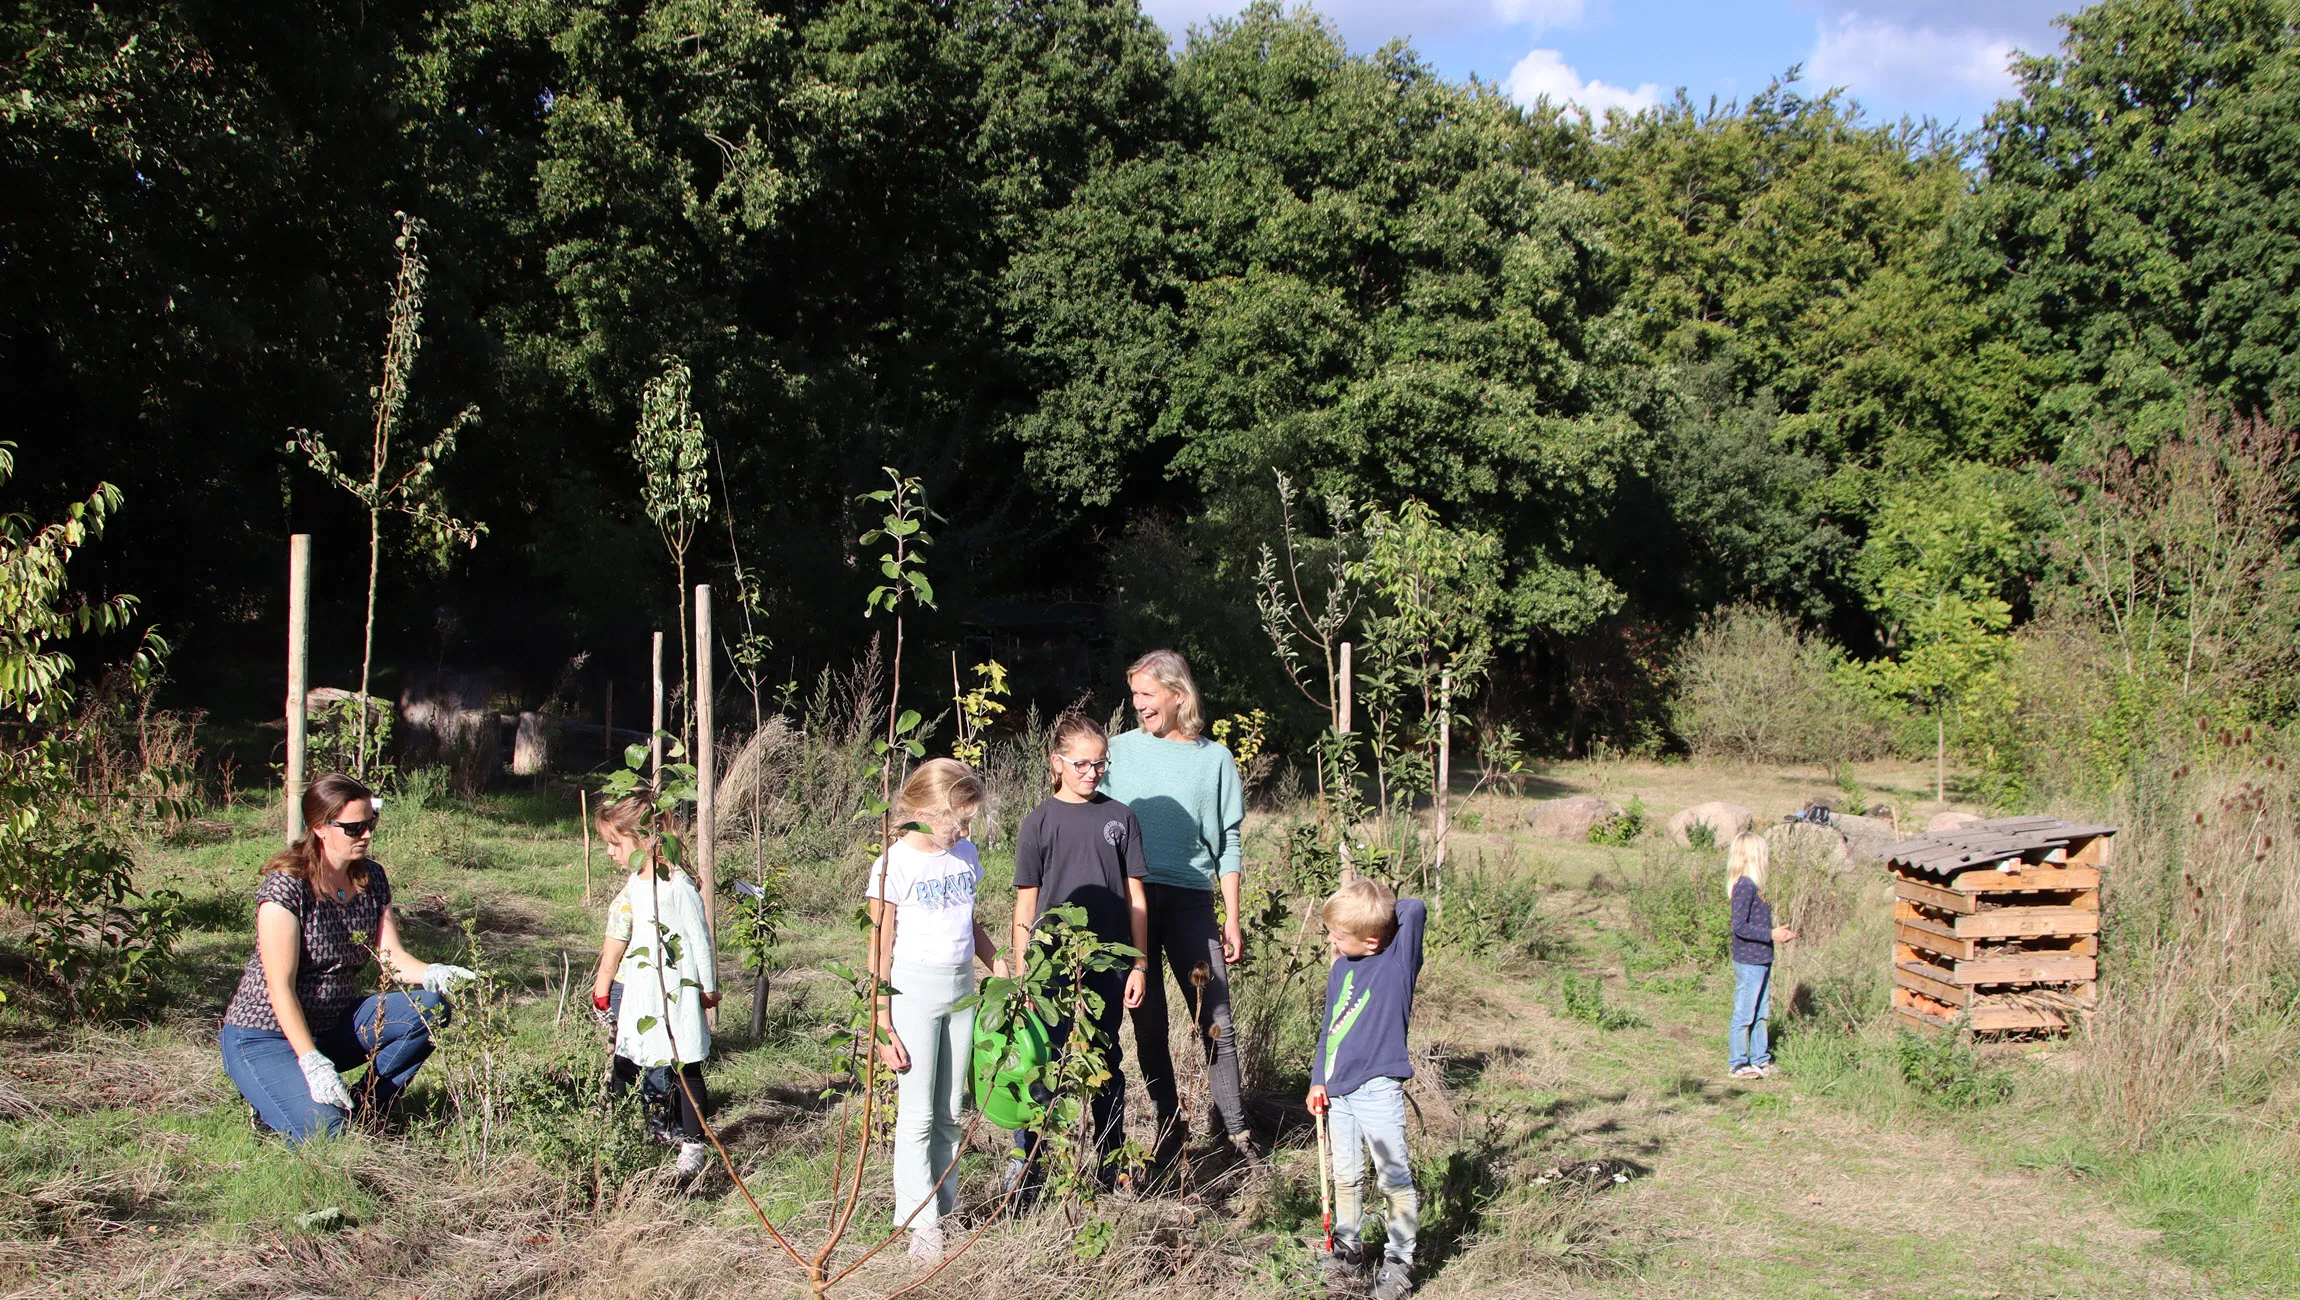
[1892,1026,2012,1107]
[1432,868,1567,962]
[1584,797,1647,847]
[1557,971,1642,1031]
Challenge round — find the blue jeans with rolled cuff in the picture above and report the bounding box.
[1328,1074,1418,1267]
[219,989,450,1144]
[1729,960,1772,1070]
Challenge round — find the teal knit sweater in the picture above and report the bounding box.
[1100,729,1244,890]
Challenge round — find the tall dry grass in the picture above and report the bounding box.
[2072,738,2300,1148]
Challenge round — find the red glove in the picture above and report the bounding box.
[592,992,611,1012]
[1307,1088,1328,1116]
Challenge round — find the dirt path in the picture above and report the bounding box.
[1407,956,2214,1300]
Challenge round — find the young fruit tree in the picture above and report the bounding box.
[632,357,712,752]
[291,212,484,777]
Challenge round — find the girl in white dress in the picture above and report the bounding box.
[589,795,721,1177]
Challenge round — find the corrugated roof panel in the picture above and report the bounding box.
[1885,817,2117,876]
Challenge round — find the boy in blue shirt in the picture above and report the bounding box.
[1307,878,1426,1300]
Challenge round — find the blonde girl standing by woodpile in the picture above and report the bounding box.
[588,795,721,1178]
[1725,831,1795,1080]
[866,757,1006,1260]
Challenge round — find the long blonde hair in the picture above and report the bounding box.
[1126,648,1204,740]
[1725,831,1768,901]
[888,757,986,845]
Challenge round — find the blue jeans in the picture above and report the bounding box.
[1729,961,1772,1070]
[1328,1075,1418,1267]
[219,990,450,1144]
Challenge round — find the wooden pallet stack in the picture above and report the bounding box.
[1883,816,2116,1033]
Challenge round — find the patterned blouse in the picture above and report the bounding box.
[221,864,393,1032]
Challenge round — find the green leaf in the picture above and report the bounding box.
[635,1015,659,1034]
[623,742,650,770]
[907,572,935,606]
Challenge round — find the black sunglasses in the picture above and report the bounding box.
[326,817,379,838]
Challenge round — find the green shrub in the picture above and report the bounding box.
[1621,853,1729,970]
[1436,869,1568,961]
[1586,797,1647,847]
[1670,605,1889,764]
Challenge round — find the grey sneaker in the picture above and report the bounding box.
[1318,1243,1363,1289]
[675,1141,710,1178]
[1371,1261,1412,1300]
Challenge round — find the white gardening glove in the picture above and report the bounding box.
[422,963,478,995]
[298,1049,355,1111]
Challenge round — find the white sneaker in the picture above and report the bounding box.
[907,1223,944,1260]
[676,1141,710,1178]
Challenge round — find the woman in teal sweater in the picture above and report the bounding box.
[1101,648,1254,1166]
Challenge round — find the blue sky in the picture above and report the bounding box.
[1140,0,2074,130]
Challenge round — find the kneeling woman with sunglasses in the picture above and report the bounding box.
[218,772,475,1143]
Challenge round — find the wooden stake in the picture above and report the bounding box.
[580,787,593,904]
[695,584,717,938]
[1434,668,1452,919]
[285,534,312,845]
[650,631,664,789]
[1337,639,1355,884]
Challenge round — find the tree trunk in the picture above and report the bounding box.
[1935,713,1945,806]
[357,503,381,777]
[675,552,691,754]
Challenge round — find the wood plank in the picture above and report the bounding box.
[1938,866,2101,893]
[1894,986,2081,1032]
[1947,907,2100,939]
[1950,954,2097,985]
[1964,1003,2073,1031]
[1894,877,1977,914]
[1894,963,1971,1006]
[1897,920,1977,961]
[2066,835,2114,868]
[1894,1003,1953,1032]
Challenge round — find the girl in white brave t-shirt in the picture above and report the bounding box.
[865,757,1004,1260]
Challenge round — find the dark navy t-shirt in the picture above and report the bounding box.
[1014,793,1146,946]
[1314,897,1427,1097]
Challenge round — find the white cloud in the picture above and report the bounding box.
[1505,48,1661,116]
[1796,2,2064,112]
[1806,15,2019,103]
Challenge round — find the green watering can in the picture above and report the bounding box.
[970,1002,1052,1131]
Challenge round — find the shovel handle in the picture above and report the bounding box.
[1315,1107,1333,1251]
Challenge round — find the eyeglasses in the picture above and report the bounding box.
[326,817,379,838]
[1055,757,1110,774]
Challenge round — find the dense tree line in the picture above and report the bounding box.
[7,0,2298,758]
